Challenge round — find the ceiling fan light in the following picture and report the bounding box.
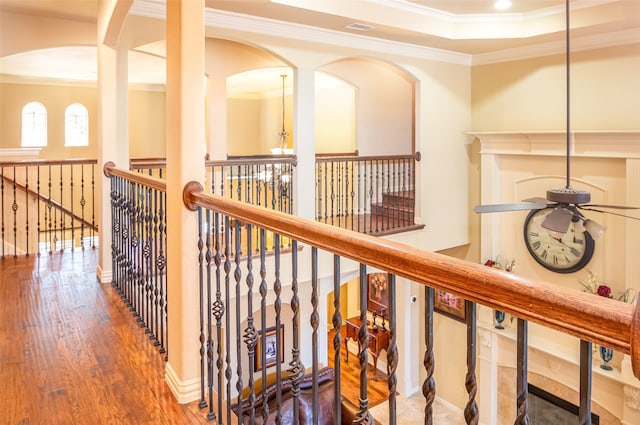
[583,219,606,240]
[541,208,574,234]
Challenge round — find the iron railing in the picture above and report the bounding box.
[0,159,98,258]
[182,180,640,425]
[104,162,168,358]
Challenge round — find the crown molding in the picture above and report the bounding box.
[473,27,640,65]
[130,0,471,66]
[130,0,638,67]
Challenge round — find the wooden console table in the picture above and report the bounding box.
[343,316,389,376]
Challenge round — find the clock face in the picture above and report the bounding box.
[523,207,595,273]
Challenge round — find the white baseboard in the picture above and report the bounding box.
[165,362,202,404]
[96,265,112,284]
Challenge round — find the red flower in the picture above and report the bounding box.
[597,285,612,298]
[484,260,495,267]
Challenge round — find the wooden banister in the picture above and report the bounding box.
[0,174,98,233]
[315,152,420,163]
[104,161,167,192]
[182,181,640,379]
[0,158,97,167]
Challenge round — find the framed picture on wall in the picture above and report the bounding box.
[254,325,284,372]
[434,290,466,323]
[367,272,389,318]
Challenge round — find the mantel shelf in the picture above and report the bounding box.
[469,130,640,159]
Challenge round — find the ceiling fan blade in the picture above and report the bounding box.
[541,207,574,234]
[522,197,554,205]
[577,206,640,221]
[581,204,640,210]
[473,202,547,214]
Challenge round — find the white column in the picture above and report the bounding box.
[96,8,129,283]
[478,328,499,425]
[164,0,206,404]
[293,67,315,220]
[206,75,227,161]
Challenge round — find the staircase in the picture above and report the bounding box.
[370,190,415,224]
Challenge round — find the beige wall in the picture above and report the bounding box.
[128,88,166,158]
[0,82,97,159]
[0,82,166,160]
[472,45,640,131]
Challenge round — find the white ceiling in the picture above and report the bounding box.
[1,0,639,87]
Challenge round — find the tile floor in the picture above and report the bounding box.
[370,393,466,425]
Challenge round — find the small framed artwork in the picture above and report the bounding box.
[434,289,466,323]
[367,273,389,318]
[254,325,284,372]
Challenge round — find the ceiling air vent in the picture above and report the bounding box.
[345,23,374,31]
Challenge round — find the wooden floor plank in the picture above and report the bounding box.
[0,251,209,425]
[1,250,390,424]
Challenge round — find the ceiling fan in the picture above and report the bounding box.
[473,0,640,241]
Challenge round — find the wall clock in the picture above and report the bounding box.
[523,207,594,273]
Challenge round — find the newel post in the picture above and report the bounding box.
[630,299,640,380]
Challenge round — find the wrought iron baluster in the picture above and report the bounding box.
[355,264,373,424]
[274,234,283,424]
[59,164,64,251]
[259,227,270,424]
[515,318,529,425]
[198,208,207,409]
[387,273,398,425]
[423,286,435,424]
[37,166,41,255]
[464,301,479,425]
[332,254,342,425]
[47,164,53,254]
[144,185,153,334]
[579,340,593,425]
[311,246,319,424]
[205,210,217,421]
[224,216,233,424]
[70,164,74,250]
[1,166,4,259]
[243,222,257,422]
[158,187,167,356]
[213,211,225,424]
[288,240,304,422]
[80,164,86,249]
[25,166,29,256]
[330,161,335,225]
[12,167,17,258]
[91,164,95,248]
[234,217,244,425]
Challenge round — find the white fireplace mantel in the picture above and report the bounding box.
[469,130,640,159]
[472,130,640,425]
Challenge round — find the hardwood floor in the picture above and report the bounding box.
[0,250,208,425]
[0,250,391,424]
[327,329,390,409]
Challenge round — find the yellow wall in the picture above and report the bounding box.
[472,45,640,131]
[0,82,166,160]
[0,82,97,159]
[128,88,166,158]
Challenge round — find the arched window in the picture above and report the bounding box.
[21,102,47,147]
[65,103,89,146]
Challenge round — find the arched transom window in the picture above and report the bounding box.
[21,101,47,147]
[65,103,89,146]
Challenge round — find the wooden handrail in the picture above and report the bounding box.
[315,152,420,163]
[0,174,98,232]
[104,162,167,192]
[212,155,297,167]
[129,157,167,170]
[0,158,97,167]
[182,181,640,379]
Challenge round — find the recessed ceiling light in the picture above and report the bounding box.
[494,0,512,10]
[345,23,374,31]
